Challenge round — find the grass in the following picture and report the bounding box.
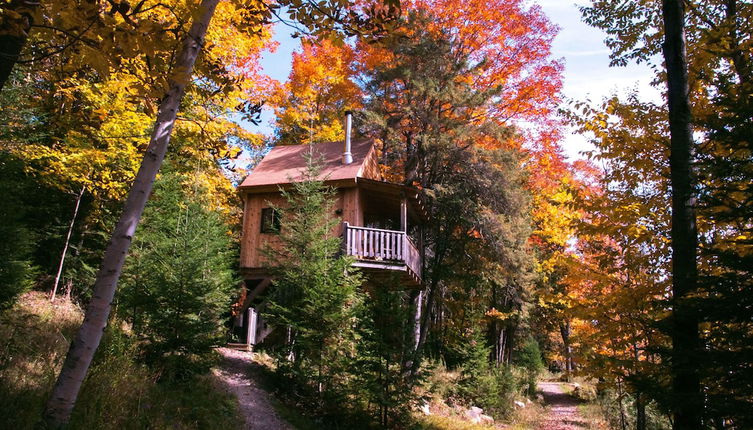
[0,291,242,429]
[267,395,323,430]
[507,401,546,429]
[577,403,611,430]
[0,291,83,427]
[416,414,499,429]
[414,402,545,430]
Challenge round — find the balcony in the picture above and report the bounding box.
[342,223,422,287]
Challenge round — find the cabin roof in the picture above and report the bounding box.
[239,139,378,190]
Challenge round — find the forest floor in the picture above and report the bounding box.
[213,347,292,430]
[538,382,589,430]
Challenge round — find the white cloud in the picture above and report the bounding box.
[537,1,660,160]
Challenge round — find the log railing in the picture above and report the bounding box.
[343,223,421,279]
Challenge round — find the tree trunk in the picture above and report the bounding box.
[401,289,423,374]
[661,1,702,429]
[63,279,72,301]
[42,0,220,426]
[636,390,647,430]
[0,0,37,90]
[412,289,422,351]
[560,321,573,381]
[633,342,646,430]
[410,237,451,376]
[50,186,85,302]
[725,0,751,86]
[495,324,505,364]
[617,377,628,430]
[410,280,437,376]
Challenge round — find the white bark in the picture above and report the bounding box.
[413,290,422,351]
[50,186,85,302]
[43,0,220,425]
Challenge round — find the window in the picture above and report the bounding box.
[260,207,281,233]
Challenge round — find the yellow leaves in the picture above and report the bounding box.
[3,0,280,233]
[8,70,153,201]
[485,307,515,321]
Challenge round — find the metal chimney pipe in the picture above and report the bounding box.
[342,111,353,165]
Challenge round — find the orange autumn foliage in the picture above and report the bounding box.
[273,38,362,145]
[407,0,563,121]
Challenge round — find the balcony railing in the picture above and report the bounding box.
[343,223,421,280]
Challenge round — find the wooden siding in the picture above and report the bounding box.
[241,189,353,269]
[241,192,285,269]
[341,187,363,228]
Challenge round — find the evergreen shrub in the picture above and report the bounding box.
[515,337,544,396]
[0,153,36,309]
[120,171,236,379]
[454,330,523,419]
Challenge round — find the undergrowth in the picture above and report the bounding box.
[0,291,241,429]
[420,362,543,429]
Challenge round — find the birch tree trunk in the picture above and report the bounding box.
[43,0,220,425]
[661,1,702,428]
[50,186,85,302]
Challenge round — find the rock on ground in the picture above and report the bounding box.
[213,347,292,430]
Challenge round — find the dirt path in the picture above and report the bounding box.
[213,347,292,430]
[538,382,588,430]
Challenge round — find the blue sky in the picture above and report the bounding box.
[253,1,661,161]
[537,1,660,159]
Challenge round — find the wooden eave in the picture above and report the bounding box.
[354,177,429,222]
[238,178,358,195]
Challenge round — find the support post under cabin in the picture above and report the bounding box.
[247,307,258,351]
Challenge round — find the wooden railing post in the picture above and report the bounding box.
[343,222,349,255]
[402,232,407,262]
[400,196,408,232]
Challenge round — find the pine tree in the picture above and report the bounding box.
[516,337,544,396]
[263,153,363,399]
[362,13,532,372]
[0,153,35,309]
[455,328,519,418]
[694,20,753,428]
[353,285,418,426]
[119,171,236,379]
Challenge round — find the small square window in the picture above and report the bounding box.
[260,207,281,233]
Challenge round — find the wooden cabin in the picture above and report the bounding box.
[233,122,425,347]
